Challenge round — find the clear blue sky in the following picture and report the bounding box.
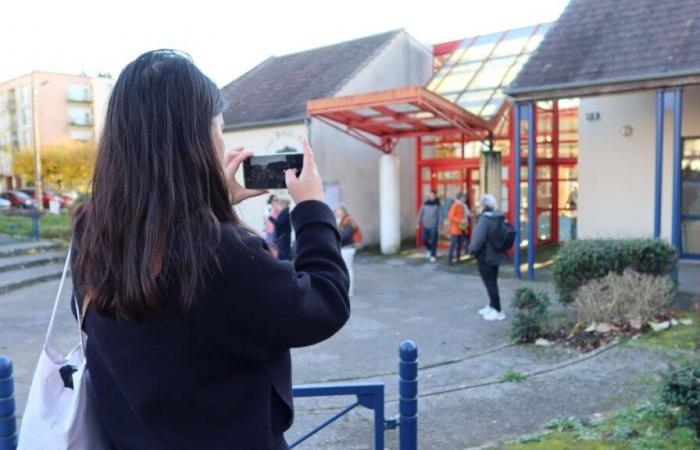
[2,0,569,86]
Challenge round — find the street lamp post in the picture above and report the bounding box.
[30,73,45,211]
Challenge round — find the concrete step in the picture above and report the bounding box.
[0,241,64,258]
[0,251,67,273]
[0,264,67,295]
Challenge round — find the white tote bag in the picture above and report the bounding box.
[18,248,109,450]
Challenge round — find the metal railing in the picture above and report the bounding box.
[0,341,418,450]
[290,340,418,450]
[0,356,17,450]
[0,207,40,242]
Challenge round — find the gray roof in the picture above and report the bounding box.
[221,30,401,130]
[507,0,700,98]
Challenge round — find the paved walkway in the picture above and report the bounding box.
[0,255,681,449]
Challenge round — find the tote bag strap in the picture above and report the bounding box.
[43,243,84,354]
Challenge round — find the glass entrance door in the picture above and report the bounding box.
[681,138,700,258]
[430,165,480,247]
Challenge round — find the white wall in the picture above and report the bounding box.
[223,122,307,233]
[222,31,433,245]
[577,86,700,242]
[312,31,433,245]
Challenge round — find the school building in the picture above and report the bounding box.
[221,0,699,275]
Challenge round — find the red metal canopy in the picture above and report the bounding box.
[307,86,499,153]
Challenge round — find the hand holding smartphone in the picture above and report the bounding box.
[243,154,304,189]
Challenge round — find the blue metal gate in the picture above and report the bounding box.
[290,340,418,450]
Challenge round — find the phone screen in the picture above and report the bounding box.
[243,154,304,189]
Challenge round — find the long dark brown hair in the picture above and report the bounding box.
[74,50,239,320]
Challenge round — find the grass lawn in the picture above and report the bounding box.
[0,212,73,241]
[627,312,699,353]
[502,399,699,450]
[502,319,700,449]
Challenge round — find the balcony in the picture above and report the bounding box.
[69,119,94,127]
[67,93,93,103]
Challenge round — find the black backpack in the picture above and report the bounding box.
[491,218,516,252]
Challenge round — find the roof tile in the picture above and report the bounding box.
[221,30,401,129]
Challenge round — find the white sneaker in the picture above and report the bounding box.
[483,310,506,321]
[429,256,436,262]
[478,305,493,316]
[426,251,431,259]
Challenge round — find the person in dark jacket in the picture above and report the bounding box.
[269,197,292,260]
[69,50,350,450]
[469,193,508,321]
[335,205,358,296]
[416,190,440,262]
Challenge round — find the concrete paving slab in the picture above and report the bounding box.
[0,251,67,273]
[0,264,66,295]
[0,255,677,449]
[0,240,63,257]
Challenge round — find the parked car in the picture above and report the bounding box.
[21,189,60,209]
[0,191,35,208]
[0,197,11,209]
[42,188,73,207]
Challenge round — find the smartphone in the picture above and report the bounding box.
[243,153,304,189]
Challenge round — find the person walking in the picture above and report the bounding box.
[264,194,280,258]
[416,190,440,262]
[469,194,508,321]
[447,191,468,265]
[270,197,292,260]
[335,205,361,296]
[263,194,278,243]
[69,50,349,450]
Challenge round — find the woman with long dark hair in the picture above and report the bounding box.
[71,50,350,449]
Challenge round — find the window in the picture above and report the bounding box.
[426,23,550,120]
[67,84,92,102]
[69,107,93,125]
[681,138,700,255]
[21,109,30,127]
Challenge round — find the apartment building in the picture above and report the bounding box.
[0,71,113,189]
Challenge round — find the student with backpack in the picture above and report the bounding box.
[469,194,515,321]
[335,205,362,296]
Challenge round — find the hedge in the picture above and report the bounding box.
[552,238,677,304]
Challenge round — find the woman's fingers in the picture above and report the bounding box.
[301,139,316,172]
[225,150,254,176]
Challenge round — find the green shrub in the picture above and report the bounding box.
[660,359,700,434]
[511,287,550,343]
[552,238,677,304]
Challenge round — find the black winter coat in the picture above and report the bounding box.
[71,200,350,450]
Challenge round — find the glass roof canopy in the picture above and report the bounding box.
[427,24,551,121]
[305,24,551,153]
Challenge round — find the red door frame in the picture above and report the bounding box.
[415,100,579,248]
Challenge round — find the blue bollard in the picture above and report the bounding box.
[398,340,417,450]
[31,207,40,242]
[0,356,17,450]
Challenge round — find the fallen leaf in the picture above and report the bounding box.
[670,318,679,326]
[679,318,693,326]
[630,318,643,330]
[585,322,597,333]
[595,323,612,334]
